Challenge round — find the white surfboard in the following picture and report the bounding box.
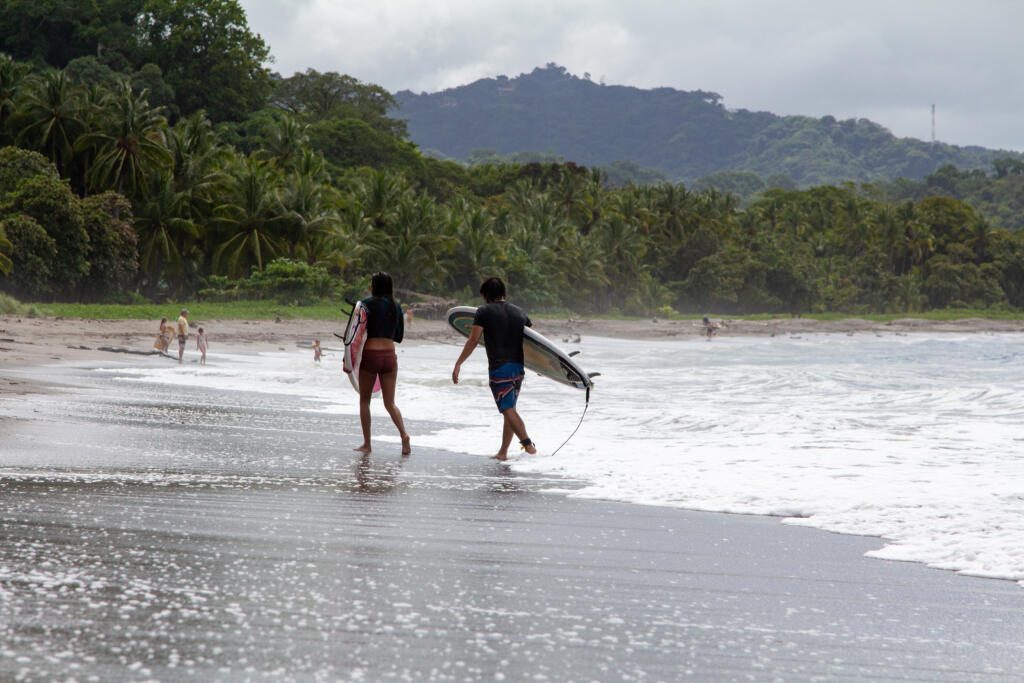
[342,300,381,395]
[446,306,596,391]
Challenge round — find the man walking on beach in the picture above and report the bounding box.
[452,277,537,460]
[176,309,189,363]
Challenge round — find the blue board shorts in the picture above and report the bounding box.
[489,362,524,413]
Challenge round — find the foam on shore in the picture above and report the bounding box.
[95,331,1024,586]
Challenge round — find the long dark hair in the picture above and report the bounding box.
[371,271,394,299]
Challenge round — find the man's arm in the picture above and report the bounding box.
[452,325,483,384]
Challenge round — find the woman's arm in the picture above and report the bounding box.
[394,302,404,343]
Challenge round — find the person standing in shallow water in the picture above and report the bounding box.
[354,272,411,456]
[452,277,537,460]
[176,309,189,363]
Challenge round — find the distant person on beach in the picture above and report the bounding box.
[176,309,189,363]
[354,272,411,456]
[312,339,322,363]
[452,277,537,460]
[703,316,720,339]
[196,327,208,365]
[154,317,172,353]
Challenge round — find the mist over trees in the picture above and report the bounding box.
[1,2,1022,315]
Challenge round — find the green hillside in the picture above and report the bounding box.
[394,64,1021,186]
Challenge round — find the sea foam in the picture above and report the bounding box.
[102,332,1024,586]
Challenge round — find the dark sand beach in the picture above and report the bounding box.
[2,353,1024,681]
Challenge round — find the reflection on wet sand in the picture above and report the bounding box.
[352,452,407,494]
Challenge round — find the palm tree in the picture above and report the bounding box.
[279,170,339,262]
[592,212,647,304]
[0,223,13,275]
[378,194,456,290]
[0,54,29,145]
[351,169,412,229]
[293,148,329,183]
[447,200,505,289]
[557,229,609,308]
[896,202,933,272]
[17,70,85,173]
[77,81,172,197]
[260,114,309,171]
[212,157,288,277]
[967,218,993,261]
[134,170,200,295]
[653,183,693,244]
[875,204,908,275]
[167,112,229,223]
[314,206,383,277]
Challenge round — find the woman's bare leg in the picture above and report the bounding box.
[355,368,375,452]
[378,369,410,455]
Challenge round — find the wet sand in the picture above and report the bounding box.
[1,359,1023,680]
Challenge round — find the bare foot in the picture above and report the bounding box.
[523,441,537,455]
[491,452,508,461]
[401,435,411,456]
[353,444,371,453]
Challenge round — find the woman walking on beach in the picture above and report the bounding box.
[355,272,411,455]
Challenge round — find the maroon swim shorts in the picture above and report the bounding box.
[360,349,397,375]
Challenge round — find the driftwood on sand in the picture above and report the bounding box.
[97,346,173,358]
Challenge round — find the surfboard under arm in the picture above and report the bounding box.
[446,306,595,391]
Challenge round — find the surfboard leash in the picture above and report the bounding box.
[549,386,590,457]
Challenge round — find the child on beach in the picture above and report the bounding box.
[313,339,322,363]
[196,327,208,365]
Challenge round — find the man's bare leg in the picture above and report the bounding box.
[493,418,514,460]
[495,408,535,458]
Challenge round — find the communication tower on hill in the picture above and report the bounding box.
[931,104,936,143]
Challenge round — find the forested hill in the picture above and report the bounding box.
[394,64,1020,186]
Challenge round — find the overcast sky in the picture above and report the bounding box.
[239,0,1024,151]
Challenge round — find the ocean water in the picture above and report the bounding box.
[99,331,1024,586]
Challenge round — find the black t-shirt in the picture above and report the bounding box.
[361,296,404,342]
[473,301,531,370]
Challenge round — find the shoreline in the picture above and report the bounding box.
[4,313,1023,396]
[4,312,1023,356]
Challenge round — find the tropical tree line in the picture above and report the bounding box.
[0,1,1023,314]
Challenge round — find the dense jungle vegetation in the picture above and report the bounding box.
[1,0,1023,315]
